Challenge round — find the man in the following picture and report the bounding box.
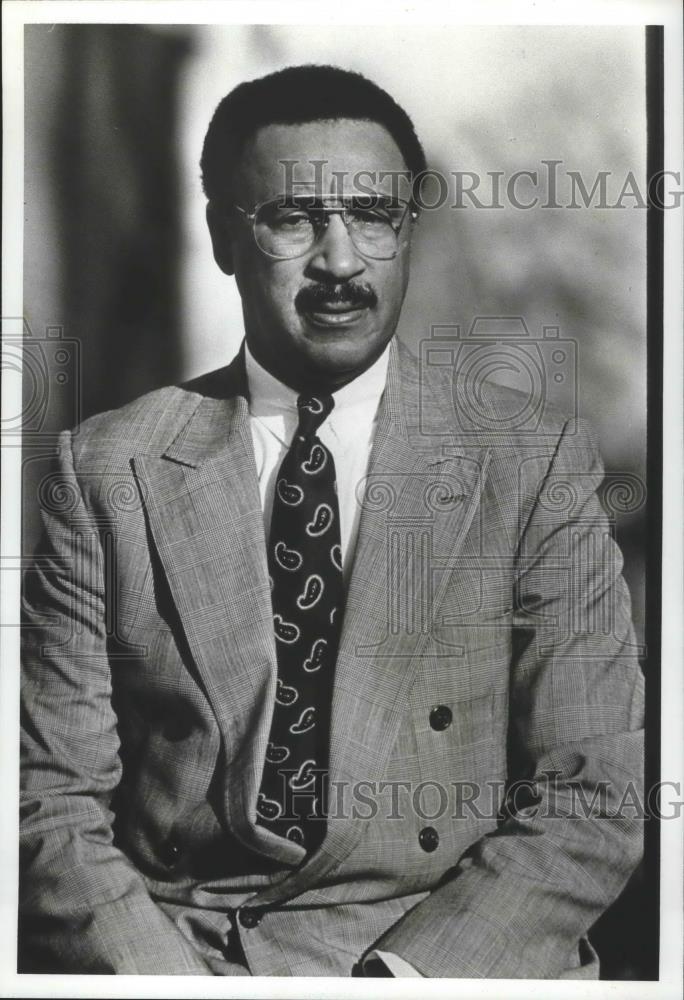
[20,64,644,978]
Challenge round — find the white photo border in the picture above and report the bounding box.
[2,2,682,998]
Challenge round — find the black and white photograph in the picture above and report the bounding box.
[2,1,682,996]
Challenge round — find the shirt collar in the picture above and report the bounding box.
[244,340,390,422]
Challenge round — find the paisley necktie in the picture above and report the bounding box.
[256,393,344,851]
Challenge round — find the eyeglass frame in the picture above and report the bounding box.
[230,193,419,261]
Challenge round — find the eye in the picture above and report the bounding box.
[349,207,393,227]
[274,211,312,229]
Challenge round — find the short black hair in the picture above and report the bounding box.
[200,64,427,204]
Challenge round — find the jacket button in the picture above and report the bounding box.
[419,826,439,852]
[162,839,181,868]
[238,907,263,929]
[429,705,452,731]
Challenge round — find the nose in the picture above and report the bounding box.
[306,213,366,281]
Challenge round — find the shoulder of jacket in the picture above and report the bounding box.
[68,381,204,468]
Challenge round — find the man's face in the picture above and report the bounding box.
[208,119,414,390]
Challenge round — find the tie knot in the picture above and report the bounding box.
[296,394,334,438]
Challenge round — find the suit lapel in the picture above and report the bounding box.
[328,342,490,845]
[132,356,305,866]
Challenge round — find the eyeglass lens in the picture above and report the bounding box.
[252,196,409,260]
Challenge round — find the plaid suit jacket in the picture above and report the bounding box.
[20,338,644,977]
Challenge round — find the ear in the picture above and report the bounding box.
[206,201,235,275]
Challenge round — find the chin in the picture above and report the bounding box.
[301,340,381,376]
[301,323,389,359]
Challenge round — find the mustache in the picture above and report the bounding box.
[295,282,378,312]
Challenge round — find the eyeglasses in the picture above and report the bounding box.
[232,194,418,261]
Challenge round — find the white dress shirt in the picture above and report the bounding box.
[244,342,422,980]
[245,342,389,583]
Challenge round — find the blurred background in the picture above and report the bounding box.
[22,23,651,977]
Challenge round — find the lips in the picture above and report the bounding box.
[310,300,362,313]
[295,282,377,327]
[304,304,367,327]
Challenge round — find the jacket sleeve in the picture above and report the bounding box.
[371,418,645,978]
[20,430,219,975]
